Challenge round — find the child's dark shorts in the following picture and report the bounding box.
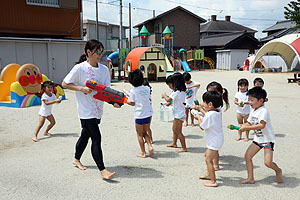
[135,116,151,125]
[253,141,274,151]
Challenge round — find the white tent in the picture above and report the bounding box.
[251,34,300,71]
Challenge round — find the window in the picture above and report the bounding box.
[83,28,87,37]
[154,24,160,34]
[140,65,145,72]
[26,0,60,7]
[159,65,165,72]
[169,25,175,33]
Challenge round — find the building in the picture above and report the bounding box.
[83,19,129,50]
[0,0,82,39]
[133,6,206,50]
[260,20,298,44]
[199,15,259,69]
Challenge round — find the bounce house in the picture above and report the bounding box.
[244,56,266,71]
[0,63,65,108]
[251,34,300,71]
[124,47,167,81]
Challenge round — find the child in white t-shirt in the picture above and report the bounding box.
[194,91,224,187]
[162,73,187,153]
[32,81,61,142]
[127,69,154,158]
[183,72,200,127]
[234,78,250,141]
[239,87,282,184]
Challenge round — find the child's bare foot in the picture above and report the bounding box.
[167,143,177,148]
[72,159,87,170]
[43,132,52,136]
[203,181,218,187]
[239,179,255,184]
[244,138,249,142]
[32,137,39,142]
[191,123,195,127]
[136,153,147,158]
[235,137,242,141]
[184,122,188,127]
[214,165,220,171]
[176,148,187,153]
[276,168,283,183]
[199,174,210,180]
[101,169,116,180]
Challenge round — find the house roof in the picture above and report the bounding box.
[260,27,299,43]
[133,6,206,28]
[83,19,129,29]
[262,20,295,33]
[200,32,258,47]
[200,20,256,33]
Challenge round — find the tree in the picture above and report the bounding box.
[284,0,300,27]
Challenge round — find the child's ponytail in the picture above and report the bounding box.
[222,87,230,111]
[206,81,230,111]
[76,54,87,64]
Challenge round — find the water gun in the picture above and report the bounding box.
[227,124,241,130]
[86,80,128,106]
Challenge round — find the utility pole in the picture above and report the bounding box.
[96,0,99,40]
[119,0,123,48]
[129,3,131,50]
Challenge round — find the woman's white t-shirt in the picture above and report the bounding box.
[234,91,250,114]
[63,61,110,119]
[200,109,224,151]
[185,81,199,105]
[169,90,186,119]
[128,85,153,119]
[39,93,57,117]
[247,106,276,144]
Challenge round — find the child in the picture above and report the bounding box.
[234,78,250,141]
[62,39,116,180]
[253,77,264,88]
[197,81,229,171]
[32,81,61,142]
[127,69,154,158]
[194,91,224,187]
[239,87,283,184]
[162,72,187,153]
[143,80,153,143]
[183,72,200,127]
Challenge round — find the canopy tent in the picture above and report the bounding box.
[251,34,300,71]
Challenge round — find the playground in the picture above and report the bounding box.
[1,70,300,199]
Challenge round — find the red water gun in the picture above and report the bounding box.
[86,80,128,106]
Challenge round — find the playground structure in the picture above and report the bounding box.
[244,56,266,71]
[124,47,167,82]
[0,63,65,108]
[138,25,150,47]
[251,33,300,72]
[178,48,191,72]
[186,49,214,70]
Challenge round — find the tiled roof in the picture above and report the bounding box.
[200,20,256,33]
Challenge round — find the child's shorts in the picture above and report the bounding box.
[253,141,274,151]
[135,116,151,125]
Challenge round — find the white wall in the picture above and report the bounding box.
[0,38,86,83]
[216,49,249,70]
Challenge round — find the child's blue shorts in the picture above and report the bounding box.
[135,116,151,125]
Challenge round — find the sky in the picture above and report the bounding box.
[82,0,292,39]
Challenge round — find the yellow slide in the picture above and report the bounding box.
[165,55,174,72]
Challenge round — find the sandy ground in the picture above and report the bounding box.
[0,70,300,200]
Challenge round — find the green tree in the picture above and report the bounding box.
[284,0,300,27]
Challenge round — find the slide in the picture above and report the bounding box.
[180,59,191,72]
[165,55,174,72]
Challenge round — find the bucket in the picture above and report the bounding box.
[159,105,174,122]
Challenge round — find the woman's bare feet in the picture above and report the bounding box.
[43,132,52,136]
[72,159,87,170]
[203,181,218,187]
[32,137,39,142]
[276,168,283,183]
[199,174,210,180]
[176,148,187,153]
[101,169,116,180]
[167,143,177,148]
[244,138,249,142]
[136,153,147,158]
[239,179,255,184]
[235,137,242,141]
